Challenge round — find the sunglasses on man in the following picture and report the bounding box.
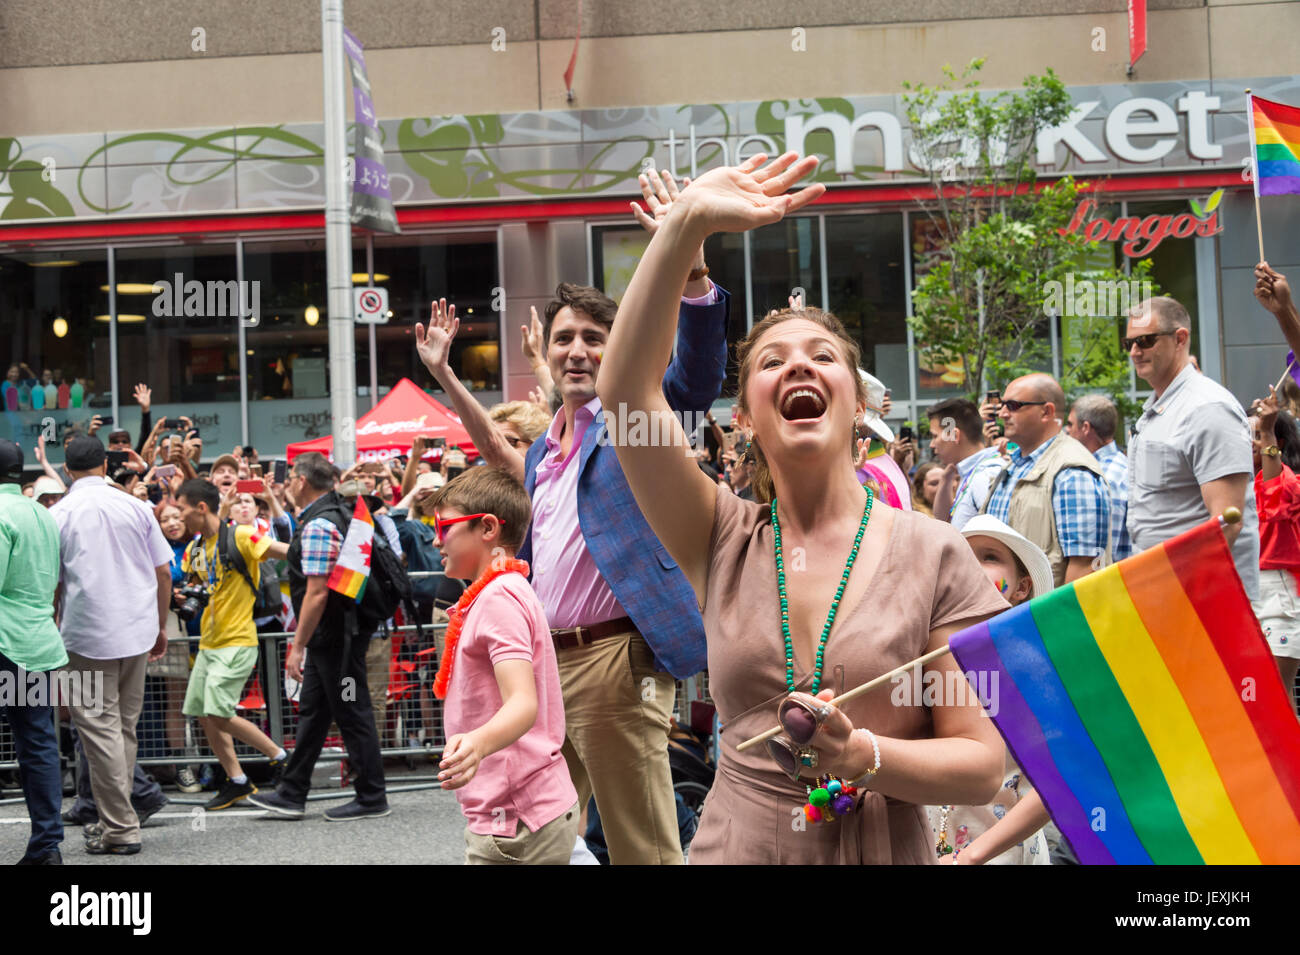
[1121,330,1177,352]
[998,399,1048,413]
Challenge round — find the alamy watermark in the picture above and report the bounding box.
[597,404,713,456]
[151,273,260,326]
[50,885,151,935]
[0,666,104,717]
[891,667,999,718]
[1042,275,1153,319]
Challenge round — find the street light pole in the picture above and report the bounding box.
[322,0,357,466]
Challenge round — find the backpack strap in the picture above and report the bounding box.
[218,520,259,601]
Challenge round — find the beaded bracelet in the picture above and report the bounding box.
[846,728,880,787]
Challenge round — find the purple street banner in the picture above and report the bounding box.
[343,28,400,234]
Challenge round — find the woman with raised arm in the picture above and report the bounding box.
[597,152,1011,864]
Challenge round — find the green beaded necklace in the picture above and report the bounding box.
[772,488,874,694]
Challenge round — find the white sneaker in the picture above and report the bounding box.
[175,766,202,794]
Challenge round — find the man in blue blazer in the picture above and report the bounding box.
[415,197,727,865]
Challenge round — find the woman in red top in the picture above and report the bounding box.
[1249,386,1300,715]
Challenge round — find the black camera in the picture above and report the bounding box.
[175,584,210,622]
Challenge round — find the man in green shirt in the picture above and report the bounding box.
[0,439,68,864]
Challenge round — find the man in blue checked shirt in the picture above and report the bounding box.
[1066,394,1133,562]
[979,373,1112,587]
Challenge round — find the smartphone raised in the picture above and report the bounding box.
[273,459,287,484]
[899,425,914,441]
[235,479,265,495]
[250,464,263,478]
[162,417,184,430]
[105,450,128,470]
[154,464,177,480]
[985,390,1004,436]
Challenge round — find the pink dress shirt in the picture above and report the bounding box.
[530,282,718,629]
[530,397,626,628]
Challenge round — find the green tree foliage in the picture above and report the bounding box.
[902,61,1152,423]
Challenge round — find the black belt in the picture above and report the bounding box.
[550,615,635,650]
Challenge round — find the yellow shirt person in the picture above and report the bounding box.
[182,523,272,651]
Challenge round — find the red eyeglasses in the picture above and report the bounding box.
[433,512,498,542]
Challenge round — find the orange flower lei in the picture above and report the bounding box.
[433,555,531,700]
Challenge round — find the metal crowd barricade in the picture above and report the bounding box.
[1,568,725,798]
[129,625,450,775]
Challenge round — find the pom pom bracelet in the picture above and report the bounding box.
[801,774,860,824]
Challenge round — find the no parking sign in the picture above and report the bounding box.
[354,286,389,323]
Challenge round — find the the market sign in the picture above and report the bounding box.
[0,77,1286,221]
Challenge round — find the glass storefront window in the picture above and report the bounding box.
[369,230,500,396]
[0,248,110,464]
[242,237,330,403]
[824,212,907,391]
[1125,199,1201,372]
[591,224,748,396]
[112,243,241,405]
[749,216,822,318]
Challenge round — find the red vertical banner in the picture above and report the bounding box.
[563,0,583,98]
[1129,0,1148,70]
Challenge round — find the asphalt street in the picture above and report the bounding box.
[0,763,473,865]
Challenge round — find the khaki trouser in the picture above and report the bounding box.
[464,800,579,865]
[557,629,683,865]
[65,651,149,846]
[364,636,390,747]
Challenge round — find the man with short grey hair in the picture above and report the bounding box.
[1124,296,1259,597]
[1067,394,1132,561]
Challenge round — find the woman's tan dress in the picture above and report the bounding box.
[688,490,1009,865]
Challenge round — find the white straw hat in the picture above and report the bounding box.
[960,514,1055,601]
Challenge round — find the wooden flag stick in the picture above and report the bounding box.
[738,507,1244,755]
[734,645,953,752]
[1276,361,1295,396]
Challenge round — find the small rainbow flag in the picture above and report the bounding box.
[1249,93,1300,197]
[327,496,374,600]
[949,516,1300,864]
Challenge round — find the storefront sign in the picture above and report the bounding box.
[1059,190,1224,257]
[1,77,1288,220]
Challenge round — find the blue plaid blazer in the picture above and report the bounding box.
[517,285,731,678]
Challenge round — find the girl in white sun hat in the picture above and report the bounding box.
[931,515,1056,865]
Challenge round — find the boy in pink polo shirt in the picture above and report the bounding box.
[429,467,578,864]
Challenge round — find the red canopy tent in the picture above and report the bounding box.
[284,378,477,463]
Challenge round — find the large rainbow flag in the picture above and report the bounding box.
[327,495,374,600]
[949,516,1300,864]
[1248,93,1300,197]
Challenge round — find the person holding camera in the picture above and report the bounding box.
[174,479,290,811]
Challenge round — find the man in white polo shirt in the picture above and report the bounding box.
[51,436,172,856]
[1124,297,1260,599]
